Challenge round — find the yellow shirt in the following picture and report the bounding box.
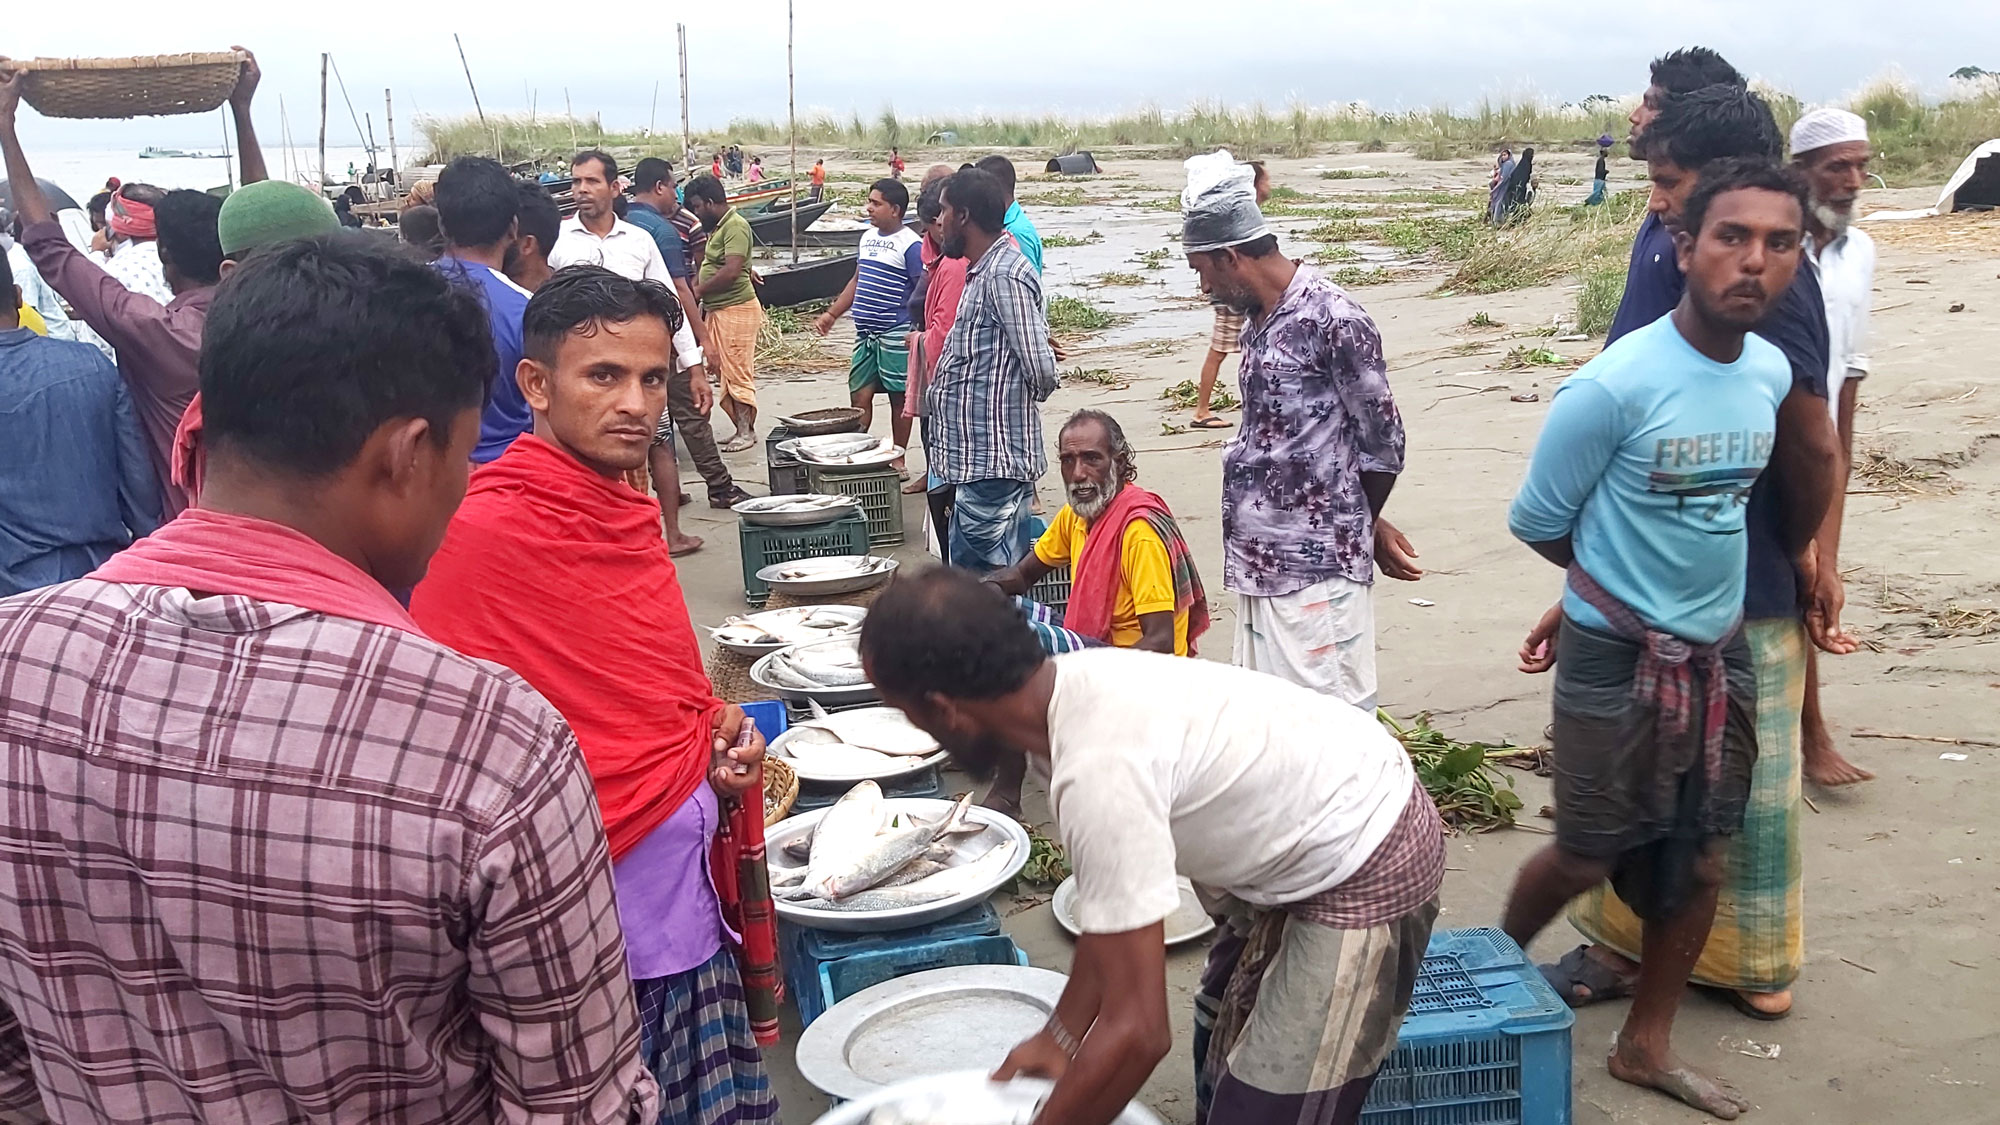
[18,303,48,335]
[1034,505,1189,655]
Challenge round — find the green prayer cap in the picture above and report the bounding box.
[216,181,341,256]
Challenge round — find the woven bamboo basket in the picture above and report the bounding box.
[762,756,799,827]
[18,52,246,120]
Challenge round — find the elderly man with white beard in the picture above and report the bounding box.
[1788,106,1879,789]
[980,408,1211,814]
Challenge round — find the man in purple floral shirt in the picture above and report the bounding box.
[1184,160,1406,707]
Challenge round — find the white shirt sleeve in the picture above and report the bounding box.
[672,312,704,371]
[1847,236,1874,379]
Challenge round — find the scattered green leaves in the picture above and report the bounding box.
[1063,365,1126,387]
[1575,265,1627,337]
[1018,824,1073,887]
[1319,168,1377,180]
[1133,246,1174,271]
[1466,311,1502,328]
[1500,345,1570,369]
[1160,378,1239,412]
[1042,230,1104,248]
[1309,244,1362,265]
[1026,186,1093,208]
[1331,266,1400,287]
[1047,295,1122,336]
[1097,271,1146,286]
[1378,712,1525,832]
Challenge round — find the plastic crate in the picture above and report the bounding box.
[738,700,789,745]
[1360,927,1574,1125]
[805,464,905,548]
[766,426,810,496]
[797,901,1001,963]
[738,514,870,607]
[806,935,1027,1026]
[792,766,943,812]
[1028,564,1072,618]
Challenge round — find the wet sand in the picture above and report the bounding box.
[671,149,2000,1123]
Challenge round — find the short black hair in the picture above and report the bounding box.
[572,150,618,181]
[513,182,561,259]
[1681,158,1809,238]
[916,177,948,224]
[942,169,1007,235]
[682,174,728,207]
[155,189,224,285]
[870,177,909,216]
[1647,86,1781,170]
[200,235,493,476]
[1649,47,1745,95]
[87,190,112,222]
[633,157,675,194]
[973,154,1017,196]
[860,568,1047,702]
[522,265,685,366]
[0,238,14,298]
[397,205,446,258]
[435,156,519,249]
[119,183,167,208]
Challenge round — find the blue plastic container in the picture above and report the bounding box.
[738,700,789,746]
[780,903,1011,1027]
[1360,927,1574,1125]
[798,900,1001,963]
[814,935,1028,1026]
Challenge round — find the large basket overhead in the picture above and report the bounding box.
[17,52,246,120]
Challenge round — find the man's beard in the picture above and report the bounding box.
[941,230,969,259]
[1812,200,1853,239]
[1068,478,1120,523]
[938,731,1015,782]
[698,211,720,231]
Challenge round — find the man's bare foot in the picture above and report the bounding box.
[667,534,704,557]
[1608,1039,1753,1119]
[980,788,1024,819]
[1802,740,1874,787]
[1737,988,1791,1018]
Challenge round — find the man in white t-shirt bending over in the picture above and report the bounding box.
[860,568,1445,1125]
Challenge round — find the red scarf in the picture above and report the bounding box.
[409,433,721,861]
[91,507,423,634]
[171,392,206,500]
[1063,485,1211,653]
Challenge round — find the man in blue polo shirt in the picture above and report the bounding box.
[974,155,1042,274]
[815,178,923,478]
[432,156,532,463]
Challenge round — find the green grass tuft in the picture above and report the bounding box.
[1575,266,1627,337]
[1047,295,1123,336]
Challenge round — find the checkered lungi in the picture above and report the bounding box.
[633,948,779,1125]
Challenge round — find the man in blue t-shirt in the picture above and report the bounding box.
[431,156,532,463]
[1504,162,1810,1121]
[814,178,923,477]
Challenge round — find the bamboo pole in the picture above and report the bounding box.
[219,107,235,191]
[788,0,799,265]
[385,90,398,193]
[453,34,493,155]
[649,81,659,137]
[678,24,692,171]
[318,53,328,191]
[565,88,578,154]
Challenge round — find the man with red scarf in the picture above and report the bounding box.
[409,266,779,1125]
[982,408,1210,812]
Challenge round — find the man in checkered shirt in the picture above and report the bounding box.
[0,235,657,1123]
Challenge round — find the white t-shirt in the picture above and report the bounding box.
[1811,226,1875,417]
[548,215,705,371]
[1045,648,1415,934]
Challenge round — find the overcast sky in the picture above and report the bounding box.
[10,1,1997,151]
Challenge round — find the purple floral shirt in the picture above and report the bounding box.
[1222,266,1405,596]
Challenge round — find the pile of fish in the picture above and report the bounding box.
[711,606,861,649]
[774,784,1020,913]
[734,493,856,520]
[776,706,938,775]
[759,636,870,689]
[769,556,895,583]
[790,433,901,467]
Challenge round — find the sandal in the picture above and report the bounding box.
[1539,945,1638,1008]
[1699,984,1792,1021]
[1190,415,1234,430]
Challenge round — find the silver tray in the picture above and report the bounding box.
[768,712,950,784]
[750,637,880,706]
[754,555,897,597]
[797,970,1067,1103]
[807,1068,1163,1125]
[1051,875,1217,946]
[733,494,860,527]
[707,605,865,658]
[767,798,1030,932]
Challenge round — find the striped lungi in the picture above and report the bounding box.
[1192,782,1445,1125]
[633,948,780,1125]
[707,300,764,408]
[1567,618,1806,991]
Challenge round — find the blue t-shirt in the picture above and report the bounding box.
[435,256,532,463]
[1605,212,1684,345]
[1003,201,1044,275]
[626,201,692,280]
[1509,314,1790,644]
[851,225,924,336]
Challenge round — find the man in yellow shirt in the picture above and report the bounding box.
[983,409,1210,810]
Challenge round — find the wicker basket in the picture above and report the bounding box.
[762,756,799,827]
[776,407,864,437]
[18,52,246,120]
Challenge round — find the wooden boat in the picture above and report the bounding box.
[753,254,857,309]
[755,225,865,250]
[726,178,795,207]
[745,199,833,243]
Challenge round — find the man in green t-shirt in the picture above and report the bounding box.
[686,176,763,451]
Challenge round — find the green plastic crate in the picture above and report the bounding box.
[738,513,870,607]
[804,464,905,548]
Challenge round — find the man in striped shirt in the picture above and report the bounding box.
[815,178,924,478]
[925,168,1058,570]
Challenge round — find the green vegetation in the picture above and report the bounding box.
[1264,184,1312,202]
[1263,201,1367,219]
[1047,295,1121,336]
[1042,230,1104,248]
[1466,311,1501,328]
[1440,190,1649,295]
[1377,214,1483,258]
[1097,271,1146,286]
[1500,345,1570,369]
[1304,217,1371,243]
[1319,168,1379,180]
[1161,378,1239,412]
[1025,186,1093,207]
[1380,712,1525,833]
[756,302,842,372]
[1018,824,1072,888]
[1133,247,1174,270]
[1309,245,1362,265]
[1062,366,1126,387]
[1575,266,1627,337]
[1331,266,1400,287]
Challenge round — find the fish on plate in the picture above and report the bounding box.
[770,556,892,581]
[781,706,937,757]
[735,493,853,515]
[759,637,871,689]
[710,606,862,648]
[773,789,1020,913]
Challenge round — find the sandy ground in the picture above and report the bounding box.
[666,148,2000,1123]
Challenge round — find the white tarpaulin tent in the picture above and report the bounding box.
[1863,139,2000,221]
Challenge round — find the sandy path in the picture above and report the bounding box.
[669,149,2000,1123]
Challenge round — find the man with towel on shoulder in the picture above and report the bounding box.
[861,567,1444,1125]
[409,266,780,1125]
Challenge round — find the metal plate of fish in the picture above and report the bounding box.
[796,973,1065,1104]
[1050,875,1217,947]
[779,433,904,468]
[769,706,948,783]
[733,493,861,527]
[767,793,1031,933]
[751,636,880,705]
[709,605,866,657]
[755,555,899,597]
[804,1069,1164,1125]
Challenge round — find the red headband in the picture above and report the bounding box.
[109,193,157,240]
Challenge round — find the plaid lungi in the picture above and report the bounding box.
[1193,783,1445,1125]
[1567,618,1806,991]
[633,948,780,1125]
[1016,595,1102,654]
[1210,307,1245,354]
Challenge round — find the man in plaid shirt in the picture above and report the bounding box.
[0,236,657,1124]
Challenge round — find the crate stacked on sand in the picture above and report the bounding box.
[781,902,1026,1027]
[737,514,871,607]
[804,463,905,548]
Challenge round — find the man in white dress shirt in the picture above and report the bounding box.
[1789,107,1878,788]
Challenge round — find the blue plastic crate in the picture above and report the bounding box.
[1360,928,1574,1125]
[798,900,1001,963]
[738,700,789,745]
[816,935,1028,1025]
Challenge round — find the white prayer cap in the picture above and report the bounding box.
[1790,108,1869,156]
[1181,150,1270,253]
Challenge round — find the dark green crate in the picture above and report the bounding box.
[804,464,906,548]
[1029,564,1072,617]
[738,513,870,607]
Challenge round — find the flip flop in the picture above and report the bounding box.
[1190,416,1234,430]
[1699,984,1792,1021]
[1539,945,1637,1008]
